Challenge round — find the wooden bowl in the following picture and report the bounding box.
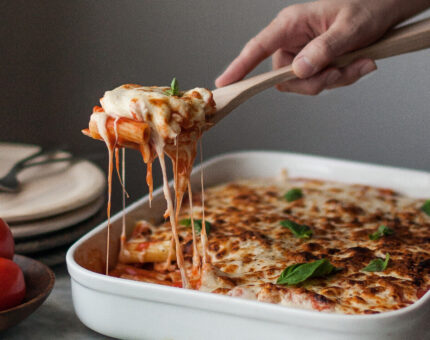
[0,255,55,331]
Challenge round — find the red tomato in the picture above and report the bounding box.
[0,218,14,259]
[0,257,26,311]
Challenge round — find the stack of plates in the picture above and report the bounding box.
[0,143,106,266]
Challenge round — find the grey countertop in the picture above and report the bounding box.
[2,264,111,340]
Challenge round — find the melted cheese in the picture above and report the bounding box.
[100,84,213,141]
[93,83,215,287]
[115,176,430,314]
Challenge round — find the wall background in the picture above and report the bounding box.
[1,0,430,213]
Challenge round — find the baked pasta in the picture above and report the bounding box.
[83,79,216,287]
[111,175,430,314]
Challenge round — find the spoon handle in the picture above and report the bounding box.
[211,17,430,124]
[334,16,430,67]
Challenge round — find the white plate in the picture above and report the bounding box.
[66,151,430,340]
[0,143,106,222]
[15,204,106,254]
[10,195,105,239]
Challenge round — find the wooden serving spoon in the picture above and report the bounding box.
[210,17,430,125]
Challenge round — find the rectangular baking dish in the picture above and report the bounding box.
[66,151,430,340]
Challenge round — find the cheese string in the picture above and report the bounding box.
[106,146,113,275]
[146,162,153,207]
[163,139,179,271]
[158,150,190,288]
[188,181,200,275]
[91,111,113,276]
[112,120,129,274]
[175,137,179,218]
[199,137,209,266]
[173,138,180,268]
[120,148,126,252]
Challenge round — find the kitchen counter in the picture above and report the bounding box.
[1,264,112,340]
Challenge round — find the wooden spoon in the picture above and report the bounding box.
[210,17,430,125]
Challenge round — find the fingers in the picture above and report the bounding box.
[292,21,354,79]
[215,14,293,88]
[216,2,379,89]
[327,58,377,88]
[293,7,369,78]
[276,67,342,95]
[277,58,376,95]
[272,49,294,70]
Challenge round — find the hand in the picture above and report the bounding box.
[216,0,429,95]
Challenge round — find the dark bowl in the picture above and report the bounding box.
[0,255,55,331]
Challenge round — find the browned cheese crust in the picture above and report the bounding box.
[116,176,430,314]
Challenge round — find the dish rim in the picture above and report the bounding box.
[66,150,430,323]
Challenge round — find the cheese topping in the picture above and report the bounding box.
[100,84,213,141]
[113,176,430,314]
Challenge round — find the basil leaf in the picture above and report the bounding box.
[277,259,339,286]
[179,218,192,227]
[280,219,312,239]
[362,253,390,272]
[421,200,430,216]
[284,188,303,202]
[369,225,394,240]
[179,218,211,235]
[164,77,180,96]
[282,263,302,277]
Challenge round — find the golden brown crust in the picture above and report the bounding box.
[115,176,430,314]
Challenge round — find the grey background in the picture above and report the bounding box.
[1,0,430,213]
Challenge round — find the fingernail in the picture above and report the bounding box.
[293,55,315,78]
[359,61,377,76]
[326,70,342,86]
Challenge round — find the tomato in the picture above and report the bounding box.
[0,257,26,311]
[0,218,14,259]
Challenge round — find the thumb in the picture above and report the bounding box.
[292,25,352,79]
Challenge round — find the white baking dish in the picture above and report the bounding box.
[66,151,430,340]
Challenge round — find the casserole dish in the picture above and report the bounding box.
[67,151,430,340]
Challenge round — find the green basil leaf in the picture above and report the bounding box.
[164,77,180,96]
[280,219,312,239]
[284,188,303,202]
[421,200,430,216]
[277,259,339,285]
[362,253,390,272]
[277,263,302,284]
[368,225,394,240]
[179,218,211,235]
[179,218,192,227]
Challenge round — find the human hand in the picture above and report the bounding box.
[215,0,428,95]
